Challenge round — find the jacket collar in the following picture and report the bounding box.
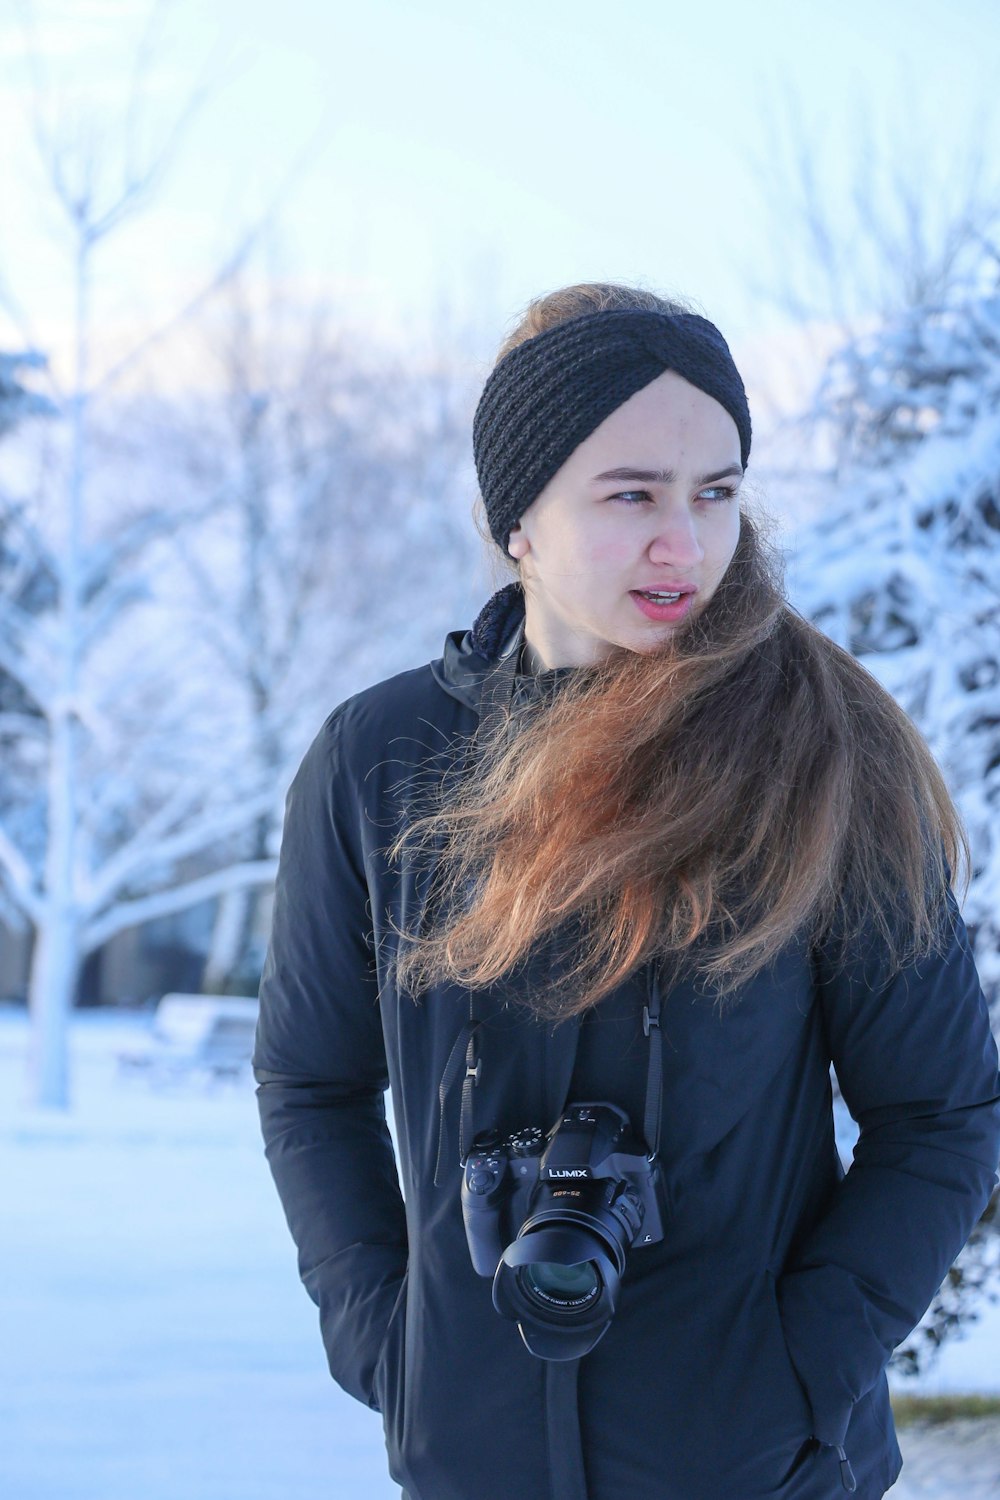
[431,582,584,711]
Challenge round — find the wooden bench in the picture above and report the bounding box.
[116,993,259,1086]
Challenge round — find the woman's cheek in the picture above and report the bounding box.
[586,535,634,573]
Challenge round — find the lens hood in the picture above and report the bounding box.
[492,1223,622,1360]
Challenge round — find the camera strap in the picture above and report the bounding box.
[545,1360,589,1500]
[432,629,522,1186]
[459,635,522,1157]
[642,960,664,1159]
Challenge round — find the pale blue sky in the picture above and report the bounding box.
[2,0,999,375]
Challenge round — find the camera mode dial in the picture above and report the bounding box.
[507,1126,544,1157]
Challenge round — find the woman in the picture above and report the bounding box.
[253,282,1000,1500]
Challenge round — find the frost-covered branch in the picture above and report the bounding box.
[0,628,56,708]
[741,77,1000,337]
[79,501,225,600]
[0,823,44,922]
[77,577,153,653]
[789,284,1000,1009]
[81,787,278,919]
[0,711,48,738]
[93,117,334,397]
[81,857,277,954]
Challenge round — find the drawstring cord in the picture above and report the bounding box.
[833,1442,857,1492]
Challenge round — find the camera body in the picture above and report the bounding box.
[461,1102,669,1358]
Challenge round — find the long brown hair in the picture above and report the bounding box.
[387,282,969,1020]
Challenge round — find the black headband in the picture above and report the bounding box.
[472,307,751,553]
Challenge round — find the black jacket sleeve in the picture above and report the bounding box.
[777,880,1000,1446]
[252,705,408,1409]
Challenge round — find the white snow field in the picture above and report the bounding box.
[0,1008,401,1500]
[1,1007,997,1500]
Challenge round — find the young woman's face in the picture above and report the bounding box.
[507,369,744,669]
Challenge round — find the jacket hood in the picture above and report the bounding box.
[431,580,582,712]
[431,582,524,710]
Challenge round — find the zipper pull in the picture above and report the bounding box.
[835,1444,857,1492]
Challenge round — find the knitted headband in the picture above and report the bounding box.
[472,306,751,553]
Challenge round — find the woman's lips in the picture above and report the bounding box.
[629,590,696,622]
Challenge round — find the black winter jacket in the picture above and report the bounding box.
[253,587,1000,1500]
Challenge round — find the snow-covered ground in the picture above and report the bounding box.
[0,1008,401,1500]
[1,1008,997,1500]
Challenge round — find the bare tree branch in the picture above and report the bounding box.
[0,823,44,922]
[81,858,277,954]
[81,787,277,918]
[738,73,1000,338]
[15,0,227,250]
[91,113,337,395]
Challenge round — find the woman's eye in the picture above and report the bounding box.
[610,487,738,506]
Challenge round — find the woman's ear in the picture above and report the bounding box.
[507,522,529,561]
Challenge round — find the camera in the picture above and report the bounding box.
[461,1102,669,1359]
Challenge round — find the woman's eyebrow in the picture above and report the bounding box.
[590,464,744,485]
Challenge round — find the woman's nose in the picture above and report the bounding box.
[647,511,704,565]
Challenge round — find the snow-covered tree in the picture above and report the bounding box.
[0,352,56,437]
[786,268,1000,1375]
[0,395,282,1108]
[1,1,491,1100]
[0,10,284,1108]
[160,266,484,991]
[787,272,1000,1011]
[743,80,1000,343]
[736,77,1000,478]
[0,352,57,939]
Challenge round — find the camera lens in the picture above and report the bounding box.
[483,1105,667,1359]
[518,1258,601,1310]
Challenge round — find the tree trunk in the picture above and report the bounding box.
[27,907,79,1108]
[201,887,250,993]
[26,225,89,1111]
